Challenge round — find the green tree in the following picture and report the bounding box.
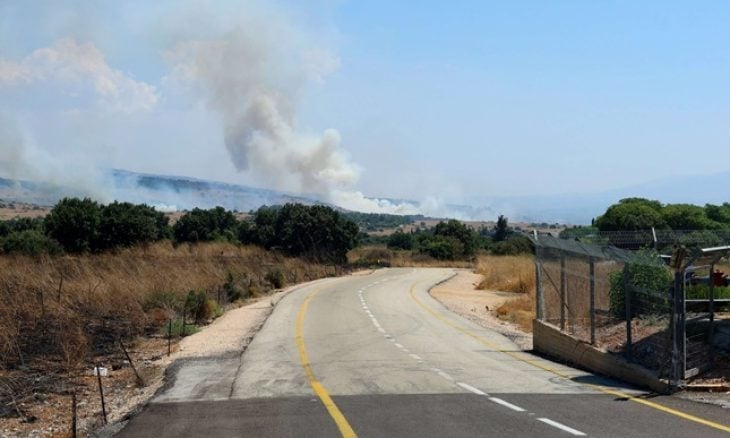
[661,204,719,230]
[609,250,672,318]
[595,198,667,232]
[433,219,478,257]
[173,207,238,243]
[44,197,102,253]
[387,230,414,250]
[97,202,168,249]
[272,203,359,263]
[494,215,509,242]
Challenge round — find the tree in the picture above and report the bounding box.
[433,219,478,256]
[661,204,719,230]
[173,207,238,243]
[387,230,413,250]
[271,204,359,263]
[44,197,102,252]
[97,202,168,249]
[494,215,509,242]
[595,198,666,231]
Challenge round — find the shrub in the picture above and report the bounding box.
[490,235,533,256]
[44,197,102,252]
[97,202,169,249]
[1,229,63,255]
[387,230,413,250]
[609,250,672,318]
[184,290,212,322]
[265,268,285,289]
[174,207,238,243]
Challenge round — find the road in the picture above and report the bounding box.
[119,268,730,437]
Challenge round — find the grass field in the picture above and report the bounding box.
[475,255,536,331]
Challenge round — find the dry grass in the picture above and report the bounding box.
[0,241,337,370]
[476,255,535,294]
[476,255,536,332]
[348,245,474,269]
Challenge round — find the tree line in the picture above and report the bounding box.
[386,215,533,259]
[0,198,360,263]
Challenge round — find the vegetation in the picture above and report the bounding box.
[596,198,730,232]
[475,254,536,332]
[608,249,672,318]
[0,241,341,369]
[343,211,419,232]
[173,206,238,243]
[241,203,360,263]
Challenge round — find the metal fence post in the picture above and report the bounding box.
[709,263,716,365]
[560,254,566,331]
[534,234,544,321]
[589,257,596,345]
[623,264,632,361]
[670,271,684,388]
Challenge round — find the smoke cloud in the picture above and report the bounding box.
[0,38,158,113]
[0,3,461,218]
[165,25,359,197]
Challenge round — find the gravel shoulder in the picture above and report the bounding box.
[429,269,532,350]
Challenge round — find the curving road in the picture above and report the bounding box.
[120,268,730,437]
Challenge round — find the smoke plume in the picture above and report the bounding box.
[166,25,359,198]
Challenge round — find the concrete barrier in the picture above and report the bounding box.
[533,319,671,394]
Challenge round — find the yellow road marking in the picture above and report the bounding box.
[408,282,730,434]
[296,290,357,438]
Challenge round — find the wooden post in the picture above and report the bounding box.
[96,363,107,424]
[71,391,77,438]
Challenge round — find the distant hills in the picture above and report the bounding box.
[0,169,321,213]
[1,168,728,224]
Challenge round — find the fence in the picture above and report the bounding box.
[532,231,730,388]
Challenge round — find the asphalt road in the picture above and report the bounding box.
[119,268,730,437]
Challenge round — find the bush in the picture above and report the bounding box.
[265,268,286,289]
[1,229,62,256]
[490,235,533,256]
[419,235,463,260]
[184,290,212,323]
[609,250,672,318]
[174,207,238,243]
[250,204,359,263]
[387,230,413,250]
[45,197,102,252]
[97,202,169,249]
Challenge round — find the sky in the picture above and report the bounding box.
[1,1,729,212]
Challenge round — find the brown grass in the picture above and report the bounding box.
[476,255,535,294]
[475,255,536,332]
[348,245,474,269]
[0,241,337,370]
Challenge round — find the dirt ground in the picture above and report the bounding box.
[430,269,533,350]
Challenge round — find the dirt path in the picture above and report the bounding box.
[430,269,532,350]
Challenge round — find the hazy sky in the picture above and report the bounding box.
[1,1,729,207]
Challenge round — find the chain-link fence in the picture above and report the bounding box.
[532,231,730,388]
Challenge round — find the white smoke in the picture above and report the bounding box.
[0,38,159,200]
[165,28,359,197]
[0,113,110,201]
[0,38,158,113]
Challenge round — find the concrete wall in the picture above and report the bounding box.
[533,319,671,394]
